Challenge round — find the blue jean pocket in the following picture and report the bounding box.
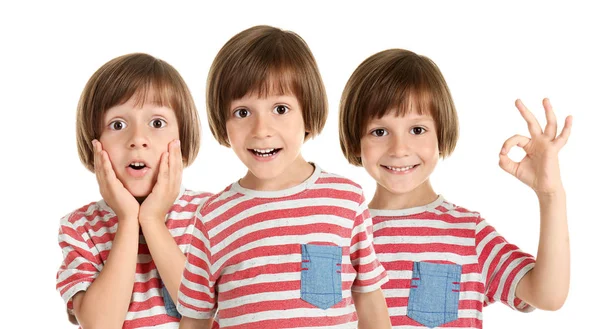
[407,262,462,328]
[300,244,343,309]
[162,285,182,319]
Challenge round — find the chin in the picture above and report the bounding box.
[124,182,153,198]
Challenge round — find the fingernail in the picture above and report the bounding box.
[176,140,181,147]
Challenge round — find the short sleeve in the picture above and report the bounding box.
[55,217,101,312]
[350,193,389,293]
[476,216,536,312]
[177,213,217,319]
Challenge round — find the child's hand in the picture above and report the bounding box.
[499,98,573,196]
[139,140,183,224]
[92,140,140,220]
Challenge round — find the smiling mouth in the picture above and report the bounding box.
[249,148,282,157]
[382,164,418,172]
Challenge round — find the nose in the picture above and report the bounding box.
[128,124,149,149]
[251,113,274,139]
[389,135,410,157]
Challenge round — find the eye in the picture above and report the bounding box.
[108,120,127,131]
[233,108,250,118]
[370,128,388,137]
[411,126,427,135]
[150,118,167,129]
[273,105,289,115]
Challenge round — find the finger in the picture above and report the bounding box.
[542,98,558,138]
[554,115,573,149]
[499,153,519,177]
[92,140,104,182]
[170,140,183,182]
[515,99,543,136]
[101,150,118,182]
[158,150,170,184]
[500,134,531,155]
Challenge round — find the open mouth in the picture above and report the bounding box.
[249,148,282,157]
[382,164,418,172]
[129,162,147,170]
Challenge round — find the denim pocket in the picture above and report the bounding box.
[407,262,462,328]
[162,284,182,319]
[300,244,343,309]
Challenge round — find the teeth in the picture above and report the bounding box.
[253,148,275,154]
[385,165,415,172]
[130,162,145,167]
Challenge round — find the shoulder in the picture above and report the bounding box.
[197,184,240,216]
[313,169,365,199]
[436,199,482,224]
[178,189,214,207]
[59,201,108,229]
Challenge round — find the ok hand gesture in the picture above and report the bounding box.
[499,98,572,196]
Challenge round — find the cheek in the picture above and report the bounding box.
[360,140,379,166]
[420,137,440,160]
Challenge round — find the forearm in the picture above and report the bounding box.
[74,219,140,328]
[517,188,569,310]
[353,289,391,329]
[179,316,213,329]
[140,220,186,301]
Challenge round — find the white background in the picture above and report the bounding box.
[1,1,597,328]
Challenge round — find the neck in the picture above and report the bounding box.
[239,155,314,191]
[369,179,437,210]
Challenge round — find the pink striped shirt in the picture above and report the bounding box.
[56,188,212,329]
[177,165,389,328]
[371,195,535,329]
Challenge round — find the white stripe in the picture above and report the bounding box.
[311,182,363,195]
[384,270,482,283]
[377,252,478,264]
[219,304,358,327]
[373,219,476,230]
[373,235,475,246]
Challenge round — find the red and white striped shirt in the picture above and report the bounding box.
[56,188,212,329]
[177,165,389,328]
[371,195,535,329]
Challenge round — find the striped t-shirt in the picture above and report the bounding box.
[177,165,389,328]
[56,188,212,329]
[371,195,535,329]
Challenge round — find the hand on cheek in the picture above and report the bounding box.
[92,139,140,221]
[139,139,183,225]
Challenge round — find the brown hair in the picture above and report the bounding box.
[76,53,200,172]
[339,49,459,166]
[206,25,327,146]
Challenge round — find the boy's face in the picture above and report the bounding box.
[360,110,439,197]
[226,92,307,186]
[99,94,179,197]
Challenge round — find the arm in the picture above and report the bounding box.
[139,140,185,301]
[353,289,391,329]
[179,316,213,329]
[73,140,141,328]
[140,221,186,301]
[72,220,139,329]
[499,98,572,310]
[516,189,569,310]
